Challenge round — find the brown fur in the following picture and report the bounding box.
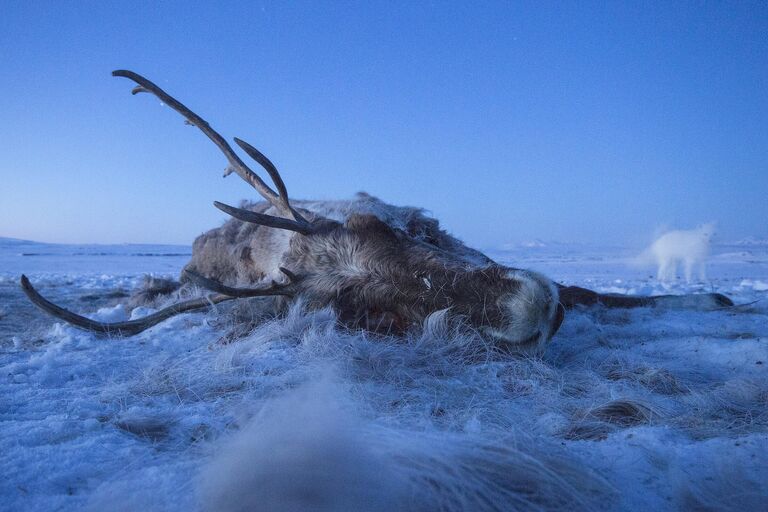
[182,195,535,339]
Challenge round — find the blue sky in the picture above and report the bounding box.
[1,1,766,248]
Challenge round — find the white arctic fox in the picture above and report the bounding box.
[642,223,715,283]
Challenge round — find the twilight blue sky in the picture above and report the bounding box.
[1,1,766,248]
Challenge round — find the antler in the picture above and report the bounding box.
[20,268,301,337]
[111,70,314,235]
[20,275,235,337]
[213,202,314,235]
[183,268,300,297]
[20,72,314,337]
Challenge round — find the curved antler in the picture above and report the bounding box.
[21,267,301,337]
[213,202,314,235]
[20,275,235,337]
[112,70,314,235]
[183,268,300,297]
[20,72,316,337]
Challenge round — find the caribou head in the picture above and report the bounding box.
[20,70,565,355]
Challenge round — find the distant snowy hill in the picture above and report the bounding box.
[732,236,768,246]
[498,239,582,250]
[0,236,44,246]
[0,237,190,256]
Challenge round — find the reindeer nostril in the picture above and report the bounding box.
[551,303,565,336]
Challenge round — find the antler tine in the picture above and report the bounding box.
[184,269,299,298]
[111,71,281,204]
[213,201,313,235]
[112,70,313,233]
[20,275,235,337]
[234,137,307,223]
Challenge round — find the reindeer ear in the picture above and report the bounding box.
[345,214,397,237]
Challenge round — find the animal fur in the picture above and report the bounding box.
[639,224,715,283]
[181,193,561,354]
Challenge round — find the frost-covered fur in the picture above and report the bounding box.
[643,223,715,283]
[198,374,610,512]
[184,192,491,285]
[182,192,561,355]
[194,304,768,511]
[4,257,768,511]
[83,300,767,511]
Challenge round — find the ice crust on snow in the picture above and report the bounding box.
[1,240,767,511]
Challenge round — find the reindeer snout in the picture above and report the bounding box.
[488,270,562,355]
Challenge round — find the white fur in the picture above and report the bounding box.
[643,224,715,283]
[494,269,560,355]
[198,376,402,512]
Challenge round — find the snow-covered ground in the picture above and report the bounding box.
[1,238,767,511]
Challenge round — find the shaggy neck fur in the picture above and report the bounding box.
[284,215,520,334]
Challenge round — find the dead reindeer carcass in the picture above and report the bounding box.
[20,71,733,356]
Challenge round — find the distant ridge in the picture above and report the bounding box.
[0,236,189,249]
[0,236,39,245]
[732,236,768,246]
[0,237,191,258]
[494,239,595,252]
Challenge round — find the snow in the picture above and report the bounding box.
[1,239,767,511]
[740,279,768,292]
